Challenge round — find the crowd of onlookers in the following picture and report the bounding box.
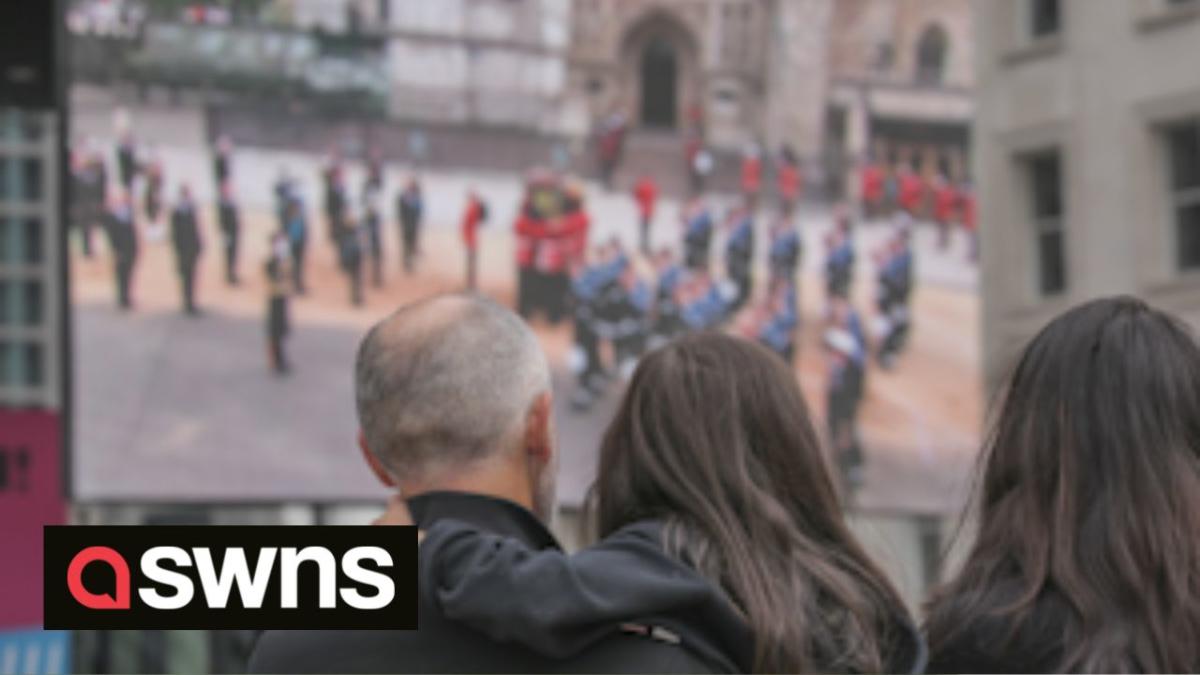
[247,291,1200,674]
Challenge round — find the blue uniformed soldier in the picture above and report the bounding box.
[756,279,800,364]
[723,207,755,312]
[610,265,652,381]
[681,199,714,271]
[680,272,735,332]
[648,248,686,349]
[825,323,866,491]
[283,194,308,296]
[824,216,856,306]
[568,244,625,412]
[768,214,802,286]
[875,224,914,369]
[274,168,296,233]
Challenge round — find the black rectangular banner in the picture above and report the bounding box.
[44,526,417,630]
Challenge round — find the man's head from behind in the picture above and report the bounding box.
[355,294,557,519]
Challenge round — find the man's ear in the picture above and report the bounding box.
[359,430,396,487]
[523,392,554,465]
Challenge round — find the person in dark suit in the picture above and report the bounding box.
[116,131,138,193]
[217,182,241,286]
[212,135,232,187]
[264,233,292,375]
[396,176,423,275]
[170,185,203,316]
[338,211,365,307]
[362,179,384,288]
[104,190,138,310]
[248,294,718,674]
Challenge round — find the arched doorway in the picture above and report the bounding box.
[915,24,948,85]
[640,36,678,128]
[618,10,697,131]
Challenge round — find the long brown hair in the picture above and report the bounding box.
[587,332,909,673]
[926,296,1200,672]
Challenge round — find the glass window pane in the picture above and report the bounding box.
[0,280,10,326]
[1031,0,1060,38]
[21,158,43,202]
[1039,229,1066,295]
[1030,152,1062,219]
[21,281,42,327]
[1167,122,1200,192]
[22,342,42,388]
[1178,203,1200,270]
[19,113,43,143]
[0,341,12,387]
[22,218,42,265]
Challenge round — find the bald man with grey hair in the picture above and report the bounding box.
[250,293,719,673]
[354,292,557,518]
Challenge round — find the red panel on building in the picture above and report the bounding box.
[0,409,65,628]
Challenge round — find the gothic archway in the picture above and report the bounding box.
[619,10,699,131]
[640,37,678,128]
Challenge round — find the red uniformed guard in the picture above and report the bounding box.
[741,146,763,209]
[633,175,658,254]
[861,160,885,218]
[778,158,803,216]
[461,190,487,290]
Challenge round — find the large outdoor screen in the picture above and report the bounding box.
[66,0,981,509]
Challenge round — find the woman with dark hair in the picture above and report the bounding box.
[925,296,1200,673]
[414,332,925,673]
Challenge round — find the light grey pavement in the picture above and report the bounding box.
[70,91,981,515]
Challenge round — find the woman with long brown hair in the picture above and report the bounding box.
[925,296,1200,672]
[415,332,924,673]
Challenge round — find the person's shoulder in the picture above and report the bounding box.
[564,629,725,674]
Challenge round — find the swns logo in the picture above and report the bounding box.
[44,526,417,630]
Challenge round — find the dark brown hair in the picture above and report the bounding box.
[587,332,908,672]
[926,296,1200,672]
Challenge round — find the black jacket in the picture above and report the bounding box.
[171,204,202,264]
[420,518,928,674]
[247,492,715,674]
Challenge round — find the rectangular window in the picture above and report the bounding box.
[0,280,9,326]
[1025,150,1067,295]
[1031,0,1061,38]
[0,341,11,387]
[20,157,42,202]
[21,217,41,265]
[22,341,42,388]
[1166,120,1200,270]
[21,280,42,327]
[0,218,9,264]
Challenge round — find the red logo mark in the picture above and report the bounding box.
[67,546,131,610]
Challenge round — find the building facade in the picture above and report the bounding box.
[273,0,572,133]
[974,0,1200,387]
[266,0,973,184]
